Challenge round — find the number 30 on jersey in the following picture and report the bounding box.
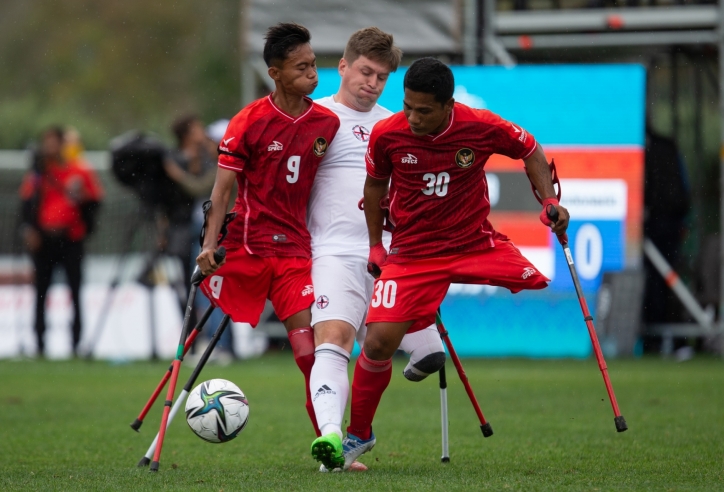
[371,280,397,308]
[422,172,450,197]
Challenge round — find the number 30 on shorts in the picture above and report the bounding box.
[371,280,397,308]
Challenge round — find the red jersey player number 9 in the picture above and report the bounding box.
[286,156,301,183]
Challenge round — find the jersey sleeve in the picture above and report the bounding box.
[18,172,39,200]
[365,124,392,180]
[79,164,104,201]
[482,110,537,160]
[217,115,250,172]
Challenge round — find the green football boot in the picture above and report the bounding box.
[311,433,344,471]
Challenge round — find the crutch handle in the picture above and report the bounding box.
[190,246,227,286]
[545,205,569,245]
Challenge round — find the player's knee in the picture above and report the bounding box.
[313,320,356,351]
[363,336,396,361]
[403,351,446,382]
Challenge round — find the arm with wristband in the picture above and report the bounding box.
[363,174,389,278]
[523,145,570,239]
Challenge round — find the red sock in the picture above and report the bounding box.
[288,327,320,436]
[347,349,392,441]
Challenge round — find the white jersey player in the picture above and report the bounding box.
[307,27,445,472]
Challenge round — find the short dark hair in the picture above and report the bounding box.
[404,57,454,104]
[42,125,64,142]
[171,114,199,146]
[263,23,311,67]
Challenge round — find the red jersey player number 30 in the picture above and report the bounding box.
[365,103,537,263]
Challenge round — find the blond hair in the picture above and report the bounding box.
[343,27,402,72]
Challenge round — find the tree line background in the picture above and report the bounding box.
[0,0,241,149]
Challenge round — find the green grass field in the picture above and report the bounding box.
[1,354,722,491]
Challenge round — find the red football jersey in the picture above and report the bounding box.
[218,94,340,257]
[365,102,537,263]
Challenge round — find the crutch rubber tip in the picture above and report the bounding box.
[481,423,493,437]
[137,456,151,467]
[441,457,450,463]
[614,415,628,432]
[149,461,159,472]
[130,419,142,432]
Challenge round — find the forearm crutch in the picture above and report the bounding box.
[138,313,231,466]
[439,363,450,462]
[528,159,627,432]
[435,311,493,438]
[130,304,216,432]
[546,206,627,432]
[149,247,226,472]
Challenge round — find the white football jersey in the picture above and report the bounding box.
[308,96,393,259]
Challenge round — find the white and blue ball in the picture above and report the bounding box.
[185,379,249,443]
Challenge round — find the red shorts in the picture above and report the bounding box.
[366,239,550,333]
[199,247,314,326]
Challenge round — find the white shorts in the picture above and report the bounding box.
[311,255,372,332]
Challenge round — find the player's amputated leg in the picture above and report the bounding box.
[287,326,321,436]
[309,343,350,469]
[399,324,446,382]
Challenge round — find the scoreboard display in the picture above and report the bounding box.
[314,64,645,357]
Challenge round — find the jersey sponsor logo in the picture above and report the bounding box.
[302,284,314,297]
[401,153,418,164]
[352,125,370,142]
[272,234,287,242]
[313,137,328,157]
[511,123,528,143]
[209,276,224,299]
[455,148,475,168]
[268,140,284,151]
[316,295,329,309]
[522,267,537,279]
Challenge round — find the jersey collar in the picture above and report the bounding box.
[267,94,315,123]
[424,108,455,141]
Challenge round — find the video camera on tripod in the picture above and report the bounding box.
[83,131,196,360]
[109,130,191,217]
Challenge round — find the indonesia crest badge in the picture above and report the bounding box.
[455,148,475,168]
[313,137,328,157]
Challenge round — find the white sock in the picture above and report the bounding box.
[399,323,446,382]
[310,343,351,439]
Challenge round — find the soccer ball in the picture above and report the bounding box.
[185,379,249,443]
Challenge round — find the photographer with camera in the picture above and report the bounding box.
[19,126,103,358]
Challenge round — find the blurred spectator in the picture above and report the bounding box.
[19,126,103,357]
[162,115,217,285]
[642,125,690,326]
[165,117,236,360]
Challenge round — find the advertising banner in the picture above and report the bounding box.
[315,64,645,357]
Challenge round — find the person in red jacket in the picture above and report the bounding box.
[19,126,103,357]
